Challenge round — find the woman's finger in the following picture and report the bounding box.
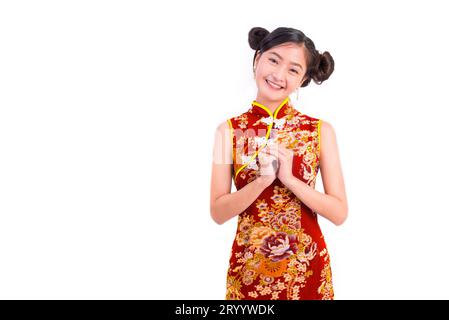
[266,145,279,157]
[260,154,276,163]
[258,150,274,161]
[260,147,276,158]
[277,145,293,158]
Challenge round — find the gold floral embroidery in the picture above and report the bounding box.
[226,183,325,299]
[233,112,321,188]
[226,100,333,300]
[235,114,248,129]
[226,275,245,300]
[258,255,288,277]
[318,248,334,299]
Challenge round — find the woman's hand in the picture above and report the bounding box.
[257,147,278,187]
[263,143,295,186]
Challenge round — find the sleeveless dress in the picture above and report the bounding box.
[225,97,334,300]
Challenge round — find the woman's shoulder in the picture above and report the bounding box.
[319,119,333,131]
[317,118,337,145]
[216,119,231,133]
[215,117,237,138]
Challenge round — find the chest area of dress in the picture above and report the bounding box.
[234,114,320,173]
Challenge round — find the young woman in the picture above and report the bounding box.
[210,27,348,300]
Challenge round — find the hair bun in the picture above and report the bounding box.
[248,27,270,50]
[313,51,334,84]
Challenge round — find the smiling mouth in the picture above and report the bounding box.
[265,79,284,89]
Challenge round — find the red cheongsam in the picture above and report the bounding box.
[225,97,334,300]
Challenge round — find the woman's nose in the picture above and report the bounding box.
[272,68,287,84]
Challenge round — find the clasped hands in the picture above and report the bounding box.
[258,142,295,186]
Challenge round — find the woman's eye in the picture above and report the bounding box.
[268,58,298,74]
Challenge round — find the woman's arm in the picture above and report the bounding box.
[281,120,348,226]
[209,121,274,225]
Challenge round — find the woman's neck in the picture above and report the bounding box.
[254,95,287,114]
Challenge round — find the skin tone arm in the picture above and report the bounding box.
[260,120,348,226]
[209,121,277,225]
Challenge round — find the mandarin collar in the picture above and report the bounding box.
[250,96,292,119]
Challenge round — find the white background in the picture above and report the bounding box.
[1,0,448,299]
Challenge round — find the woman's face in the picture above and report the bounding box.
[254,42,308,101]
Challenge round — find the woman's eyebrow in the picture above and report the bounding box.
[269,51,303,70]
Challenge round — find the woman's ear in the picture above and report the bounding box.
[254,52,261,70]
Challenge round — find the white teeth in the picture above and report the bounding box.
[266,79,283,89]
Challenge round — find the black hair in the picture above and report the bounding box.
[249,27,334,87]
